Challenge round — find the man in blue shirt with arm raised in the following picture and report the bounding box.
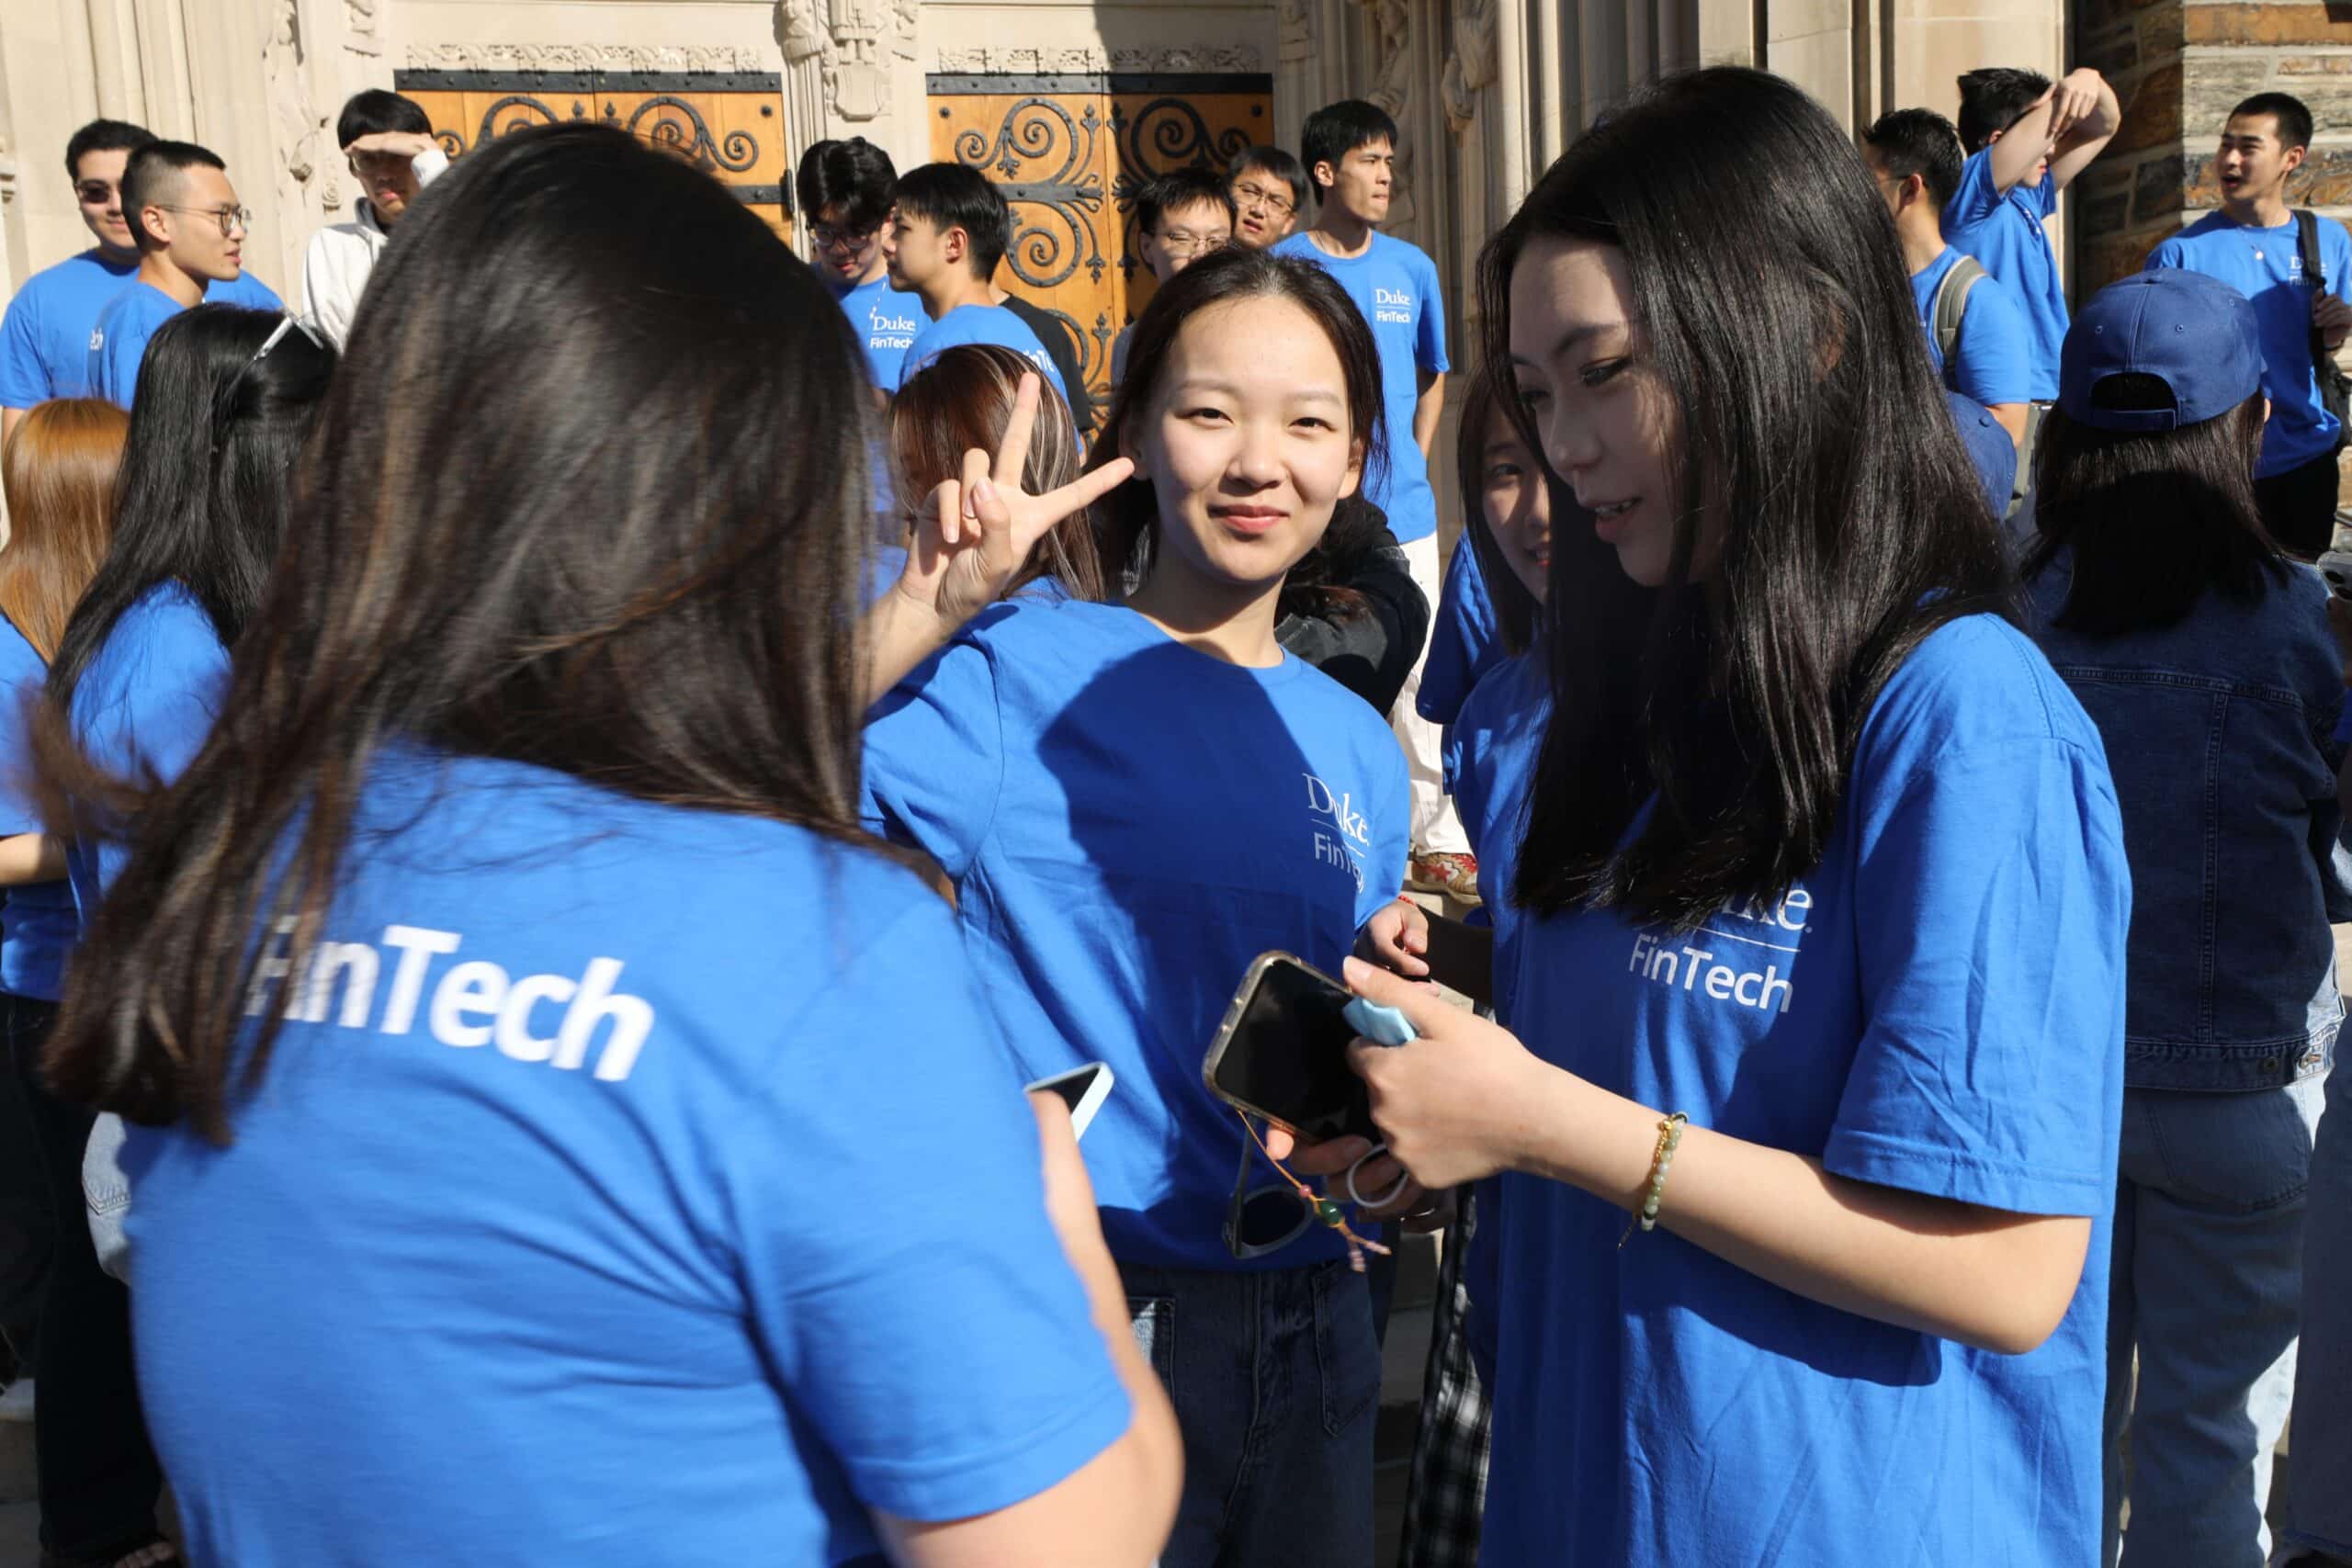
[0,120,274,441]
[85,140,285,407]
[1944,65,2122,402]
[1272,99,1466,897]
[883,164,1068,408]
[2146,92,2352,559]
[1863,107,2034,454]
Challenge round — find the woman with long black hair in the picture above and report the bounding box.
[39,124,1177,1565]
[1287,67,2131,1565]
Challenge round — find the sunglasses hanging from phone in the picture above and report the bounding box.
[1222,1110,1395,1273]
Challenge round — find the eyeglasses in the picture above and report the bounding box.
[154,204,252,237]
[1154,229,1230,256]
[811,223,880,253]
[1230,181,1296,219]
[74,182,118,206]
[1221,1111,1396,1271]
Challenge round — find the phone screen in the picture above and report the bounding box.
[1206,957,1376,1142]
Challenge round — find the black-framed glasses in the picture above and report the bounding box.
[811,222,880,253]
[1153,229,1231,256]
[1230,181,1295,219]
[74,182,118,205]
[154,203,252,236]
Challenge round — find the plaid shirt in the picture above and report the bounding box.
[1396,1188,1490,1568]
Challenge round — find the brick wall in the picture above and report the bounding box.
[2075,0,2352,295]
[2072,0,2186,293]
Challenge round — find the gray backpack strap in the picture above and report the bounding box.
[1933,254,1986,378]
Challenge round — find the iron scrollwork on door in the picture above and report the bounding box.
[950,96,1110,290]
[392,70,788,211]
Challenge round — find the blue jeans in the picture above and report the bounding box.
[2103,1079,2324,1568]
[1121,1259,1379,1568]
[2282,1057,2352,1562]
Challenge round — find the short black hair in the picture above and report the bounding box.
[64,119,154,180]
[796,136,898,231]
[1301,100,1398,203]
[1137,169,1237,236]
[1955,68,2052,152]
[121,141,227,249]
[893,163,1011,279]
[2232,92,2314,152]
[1227,144,1308,213]
[337,90,431,150]
[1861,107,1965,212]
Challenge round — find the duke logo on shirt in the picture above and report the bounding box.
[1305,772,1372,890]
[1373,286,1414,325]
[868,303,921,352]
[1625,886,1813,1015]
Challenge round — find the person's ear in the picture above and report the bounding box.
[1314,160,1336,192]
[1339,436,1363,502]
[1903,172,1927,209]
[2285,144,2309,179]
[1986,126,2005,146]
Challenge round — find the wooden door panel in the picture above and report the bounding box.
[927,72,1272,408]
[394,71,793,241]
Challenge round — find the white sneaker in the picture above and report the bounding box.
[0,1377,32,1422]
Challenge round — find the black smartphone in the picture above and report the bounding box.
[1200,952,1378,1144]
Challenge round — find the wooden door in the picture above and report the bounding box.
[926,72,1273,409]
[393,70,794,240]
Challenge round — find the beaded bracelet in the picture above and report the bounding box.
[1618,1111,1689,1248]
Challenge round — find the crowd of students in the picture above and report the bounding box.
[0,49,2344,1568]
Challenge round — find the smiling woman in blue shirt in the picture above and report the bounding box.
[1285,66,2131,1568]
[36,122,1178,1568]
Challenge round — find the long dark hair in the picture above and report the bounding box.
[2024,382,2284,635]
[891,343,1104,602]
[1484,67,2012,927]
[1452,366,1544,658]
[44,123,878,1138]
[1087,245,1390,620]
[47,306,334,716]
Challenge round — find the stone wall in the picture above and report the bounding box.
[2075,0,2352,293]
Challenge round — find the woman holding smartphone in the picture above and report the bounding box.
[861,246,1409,1568]
[1288,68,2131,1566]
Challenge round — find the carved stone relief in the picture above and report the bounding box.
[1441,0,1495,135]
[402,43,779,73]
[345,0,380,57]
[933,45,1266,73]
[1355,0,1416,225]
[268,0,338,214]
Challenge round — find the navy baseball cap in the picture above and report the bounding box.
[2058,269,2261,433]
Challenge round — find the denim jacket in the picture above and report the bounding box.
[2027,556,2347,1090]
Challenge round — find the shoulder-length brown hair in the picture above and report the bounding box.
[0,400,126,660]
[890,344,1105,602]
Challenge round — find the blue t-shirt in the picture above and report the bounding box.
[0,616,73,1000]
[832,273,931,393]
[64,582,229,925]
[1947,389,2021,513]
[1417,540,1501,728]
[121,749,1127,1565]
[1912,244,2035,409]
[2145,210,2352,477]
[1271,231,1450,545]
[861,600,1410,1271]
[897,303,1068,406]
[1943,152,2066,400]
[87,274,285,407]
[1442,649,1547,1024]
[2,253,279,408]
[1480,614,2129,1567]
